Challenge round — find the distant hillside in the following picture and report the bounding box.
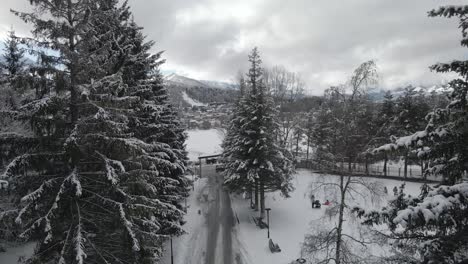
[164,74,239,107]
[164,73,238,90]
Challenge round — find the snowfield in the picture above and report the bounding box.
[231,169,426,264]
[186,129,224,161]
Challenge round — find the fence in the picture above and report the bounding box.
[296,160,441,182]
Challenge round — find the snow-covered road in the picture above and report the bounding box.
[204,165,236,264]
[161,165,243,264]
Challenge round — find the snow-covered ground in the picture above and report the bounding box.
[0,242,35,263]
[186,129,224,161]
[182,91,207,107]
[231,169,426,264]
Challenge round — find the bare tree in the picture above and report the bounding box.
[264,65,305,104]
[302,175,384,264]
[264,65,306,146]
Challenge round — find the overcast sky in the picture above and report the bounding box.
[0,0,466,94]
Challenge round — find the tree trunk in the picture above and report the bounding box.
[248,185,253,208]
[420,160,424,179]
[335,175,346,264]
[383,154,388,177]
[348,159,352,173]
[259,178,265,219]
[254,179,259,211]
[365,156,369,175]
[295,133,300,158]
[306,136,310,161]
[67,0,78,125]
[404,151,408,179]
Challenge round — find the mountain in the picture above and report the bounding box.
[164,73,239,108]
[368,84,453,101]
[164,73,238,90]
[164,73,207,88]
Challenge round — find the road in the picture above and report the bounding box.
[203,165,236,264]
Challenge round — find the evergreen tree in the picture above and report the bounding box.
[1,0,188,262]
[355,5,468,263]
[11,0,96,123]
[223,48,294,219]
[1,29,25,81]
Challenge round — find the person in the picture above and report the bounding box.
[384,186,388,195]
[324,200,330,206]
[314,200,321,208]
[393,186,398,196]
[310,193,315,208]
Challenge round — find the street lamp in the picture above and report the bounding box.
[191,171,195,191]
[170,236,174,264]
[266,208,271,238]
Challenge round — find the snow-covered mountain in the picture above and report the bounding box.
[368,84,453,100]
[164,73,238,90]
[164,73,207,88]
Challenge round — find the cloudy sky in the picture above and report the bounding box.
[0,0,466,94]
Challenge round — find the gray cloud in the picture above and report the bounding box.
[1,0,466,94]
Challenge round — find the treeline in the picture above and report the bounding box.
[0,1,188,263]
[303,76,449,178]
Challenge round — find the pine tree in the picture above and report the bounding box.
[1,29,25,82]
[1,0,188,262]
[223,48,294,219]
[376,91,396,176]
[11,0,96,123]
[355,5,468,263]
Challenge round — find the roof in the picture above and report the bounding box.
[198,154,222,159]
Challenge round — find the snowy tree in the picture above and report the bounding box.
[374,5,468,185]
[1,0,188,262]
[354,5,468,263]
[11,0,96,123]
[310,61,379,173]
[1,29,25,84]
[4,73,184,263]
[372,91,397,177]
[354,182,468,263]
[223,48,294,218]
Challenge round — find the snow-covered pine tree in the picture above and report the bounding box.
[11,0,95,123]
[1,0,189,262]
[2,73,183,263]
[123,20,189,227]
[309,104,339,171]
[373,91,397,176]
[222,81,255,206]
[223,48,294,219]
[1,29,25,87]
[354,5,468,263]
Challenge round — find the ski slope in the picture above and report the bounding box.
[182,91,207,107]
